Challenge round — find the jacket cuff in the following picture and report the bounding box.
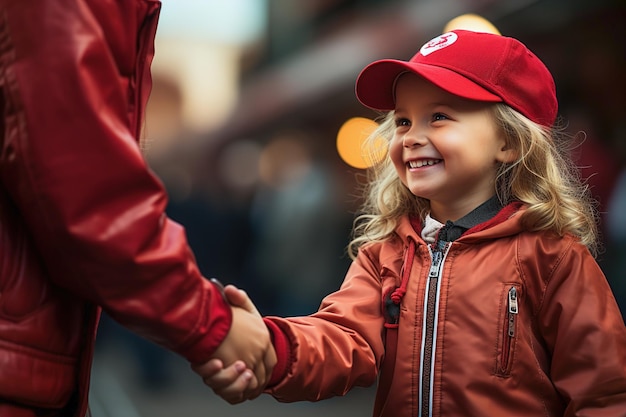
[263,317,291,387]
[184,279,233,363]
[207,280,233,353]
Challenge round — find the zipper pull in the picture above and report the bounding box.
[508,287,518,314]
[428,246,445,278]
[507,286,518,337]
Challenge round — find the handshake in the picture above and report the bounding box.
[192,284,277,404]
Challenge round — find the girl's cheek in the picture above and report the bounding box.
[389,138,404,163]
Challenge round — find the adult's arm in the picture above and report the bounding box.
[0,0,229,362]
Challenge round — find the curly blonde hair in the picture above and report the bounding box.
[347,103,599,259]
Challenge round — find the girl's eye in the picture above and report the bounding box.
[395,118,410,127]
[432,112,449,122]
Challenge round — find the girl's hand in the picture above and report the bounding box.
[193,358,257,404]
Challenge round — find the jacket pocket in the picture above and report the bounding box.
[495,284,519,376]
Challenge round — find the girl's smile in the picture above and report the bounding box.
[407,158,442,169]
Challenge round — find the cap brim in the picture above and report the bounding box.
[355,59,502,111]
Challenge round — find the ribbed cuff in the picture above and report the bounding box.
[263,317,291,387]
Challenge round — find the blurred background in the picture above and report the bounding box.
[91,0,625,415]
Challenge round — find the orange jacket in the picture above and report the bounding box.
[0,1,230,416]
[266,206,626,416]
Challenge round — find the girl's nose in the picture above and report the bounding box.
[403,128,424,148]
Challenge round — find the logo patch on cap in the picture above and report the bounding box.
[420,32,458,56]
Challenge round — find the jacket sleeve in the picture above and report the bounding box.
[536,237,626,416]
[264,247,385,402]
[0,0,230,363]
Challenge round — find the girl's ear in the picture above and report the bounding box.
[497,146,519,163]
[495,133,519,163]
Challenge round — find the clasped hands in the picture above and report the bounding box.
[192,285,275,404]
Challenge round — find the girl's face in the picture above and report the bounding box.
[391,73,513,222]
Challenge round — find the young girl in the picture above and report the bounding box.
[198,30,626,416]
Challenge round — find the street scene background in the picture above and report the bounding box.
[91,0,625,415]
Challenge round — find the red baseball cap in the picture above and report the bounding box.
[355,30,557,126]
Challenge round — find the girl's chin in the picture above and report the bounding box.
[406,188,432,199]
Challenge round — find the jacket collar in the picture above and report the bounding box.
[398,201,525,247]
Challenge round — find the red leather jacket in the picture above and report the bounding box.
[266,206,626,416]
[0,1,230,416]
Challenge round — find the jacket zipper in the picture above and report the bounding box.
[419,242,449,417]
[499,286,518,374]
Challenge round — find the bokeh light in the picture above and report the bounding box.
[336,117,387,169]
[443,14,501,35]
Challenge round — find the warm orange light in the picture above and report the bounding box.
[443,14,501,35]
[336,117,386,169]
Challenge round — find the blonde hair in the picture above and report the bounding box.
[347,104,599,259]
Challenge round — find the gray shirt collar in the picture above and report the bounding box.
[438,196,503,242]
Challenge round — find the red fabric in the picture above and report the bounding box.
[265,212,626,416]
[263,318,292,387]
[356,30,557,126]
[0,1,231,415]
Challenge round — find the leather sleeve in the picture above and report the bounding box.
[533,237,626,416]
[265,246,385,401]
[0,0,230,362]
